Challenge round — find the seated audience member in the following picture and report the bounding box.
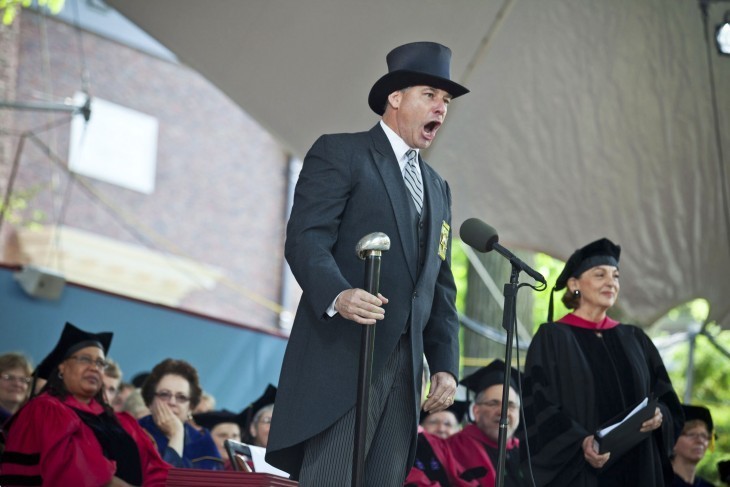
[671,405,715,487]
[122,388,151,419]
[139,358,224,470]
[194,391,216,414]
[103,358,122,405]
[406,400,478,486]
[193,409,243,470]
[449,359,524,487]
[421,400,468,439]
[0,322,169,486]
[718,460,730,486]
[0,352,32,425]
[242,384,277,448]
[112,381,135,413]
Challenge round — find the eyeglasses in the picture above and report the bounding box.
[154,391,191,403]
[476,399,520,412]
[68,355,108,371]
[682,432,710,442]
[0,373,32,385]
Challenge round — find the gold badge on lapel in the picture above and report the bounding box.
[438,221,450,260]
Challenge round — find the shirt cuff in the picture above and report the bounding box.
[326,291,345,317]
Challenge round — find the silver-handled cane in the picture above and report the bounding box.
[352,232,390,487]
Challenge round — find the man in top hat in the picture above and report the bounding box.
[670,405,714,487]
[448,359,523,487]
[266,41,468,485]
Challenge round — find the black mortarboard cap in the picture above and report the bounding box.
[460,359,521,398]
[34,322,113,380]
[241,384,277,441]
[718,460,730,483]
[193,409,242,432]
[682,404,713,433]
[419,399,469,425]
[547,238,621,322]
[131,372,150,389]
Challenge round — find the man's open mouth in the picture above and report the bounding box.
[424,121,441,134]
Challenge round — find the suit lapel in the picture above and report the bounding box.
[369,125,418,284]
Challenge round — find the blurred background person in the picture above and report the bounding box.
[122,388,150,419]
[112,382,135,413]
[242,384,276,449]
[449,359,523,487]
[0,322,169,486]
[193,409,243,470]
[718,460,730,486]
[406,399,475,486]
[139,358,223,470]
[522,238,683,487]
[193,391,216,414]
[131,371,150,389]
[103,358,123,405]
[671,405,714,487]
[420,399,467,439]
[0,352,32,425]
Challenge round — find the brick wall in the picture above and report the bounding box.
[0,18,19,181]
[4,12,291,330]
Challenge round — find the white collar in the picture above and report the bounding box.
[379,120,419,171]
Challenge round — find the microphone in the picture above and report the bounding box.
[459,218,546,284]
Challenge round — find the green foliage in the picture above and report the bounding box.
[1,0,64,25]
[0,186,46,228]
[531,252,568,330]
[451,241,468,314]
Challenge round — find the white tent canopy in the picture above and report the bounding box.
[107,0,730,328]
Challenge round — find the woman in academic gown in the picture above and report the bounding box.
[521,238,683,487]
[0,322,169,486]
[138,358,223,470]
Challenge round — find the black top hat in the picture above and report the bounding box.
[34,322,113,380]
[547,238,621,322]
[368,41,469,116]
[681,404,713,433]
[460,359,521,398]
[193,409,243,432]
[419,399,469,425]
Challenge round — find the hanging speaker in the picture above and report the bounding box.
[13,265,66,300]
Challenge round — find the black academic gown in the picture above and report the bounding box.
[521,320,683,487]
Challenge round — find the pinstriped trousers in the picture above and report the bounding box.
[299,333,416,487]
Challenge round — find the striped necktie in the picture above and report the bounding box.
[403,149,423,214]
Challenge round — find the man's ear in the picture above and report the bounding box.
[387,90,402,110]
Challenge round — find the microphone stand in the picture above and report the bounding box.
[495,263,519,487]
